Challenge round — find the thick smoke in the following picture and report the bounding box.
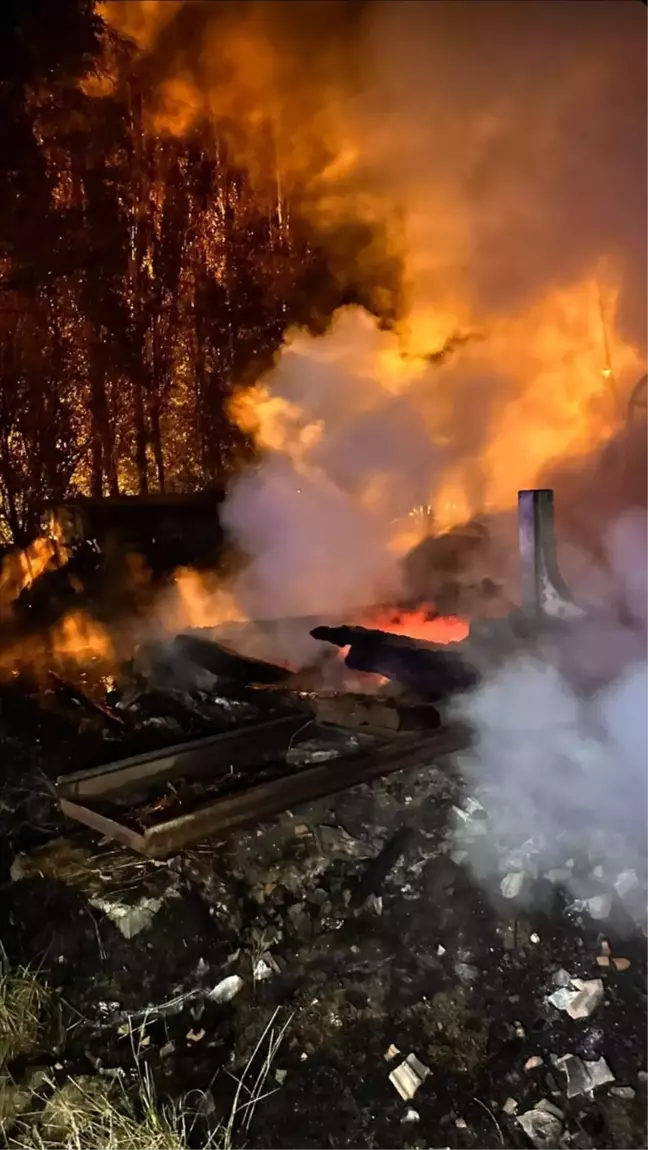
[107,4,645,638]
[208,0,644,644]
[447,498,647,914]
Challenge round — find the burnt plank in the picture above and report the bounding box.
[56,714,307,802]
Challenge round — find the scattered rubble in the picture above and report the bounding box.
[518,1100,564,1148]
[0,618,645,1149]
[389,1053,431,1101]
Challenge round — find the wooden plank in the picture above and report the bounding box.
[140,722,471,857]
[57,722,470,859]
[58,796,148,854]
[56,715,308,802]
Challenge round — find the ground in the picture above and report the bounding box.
[0,679,645,1150]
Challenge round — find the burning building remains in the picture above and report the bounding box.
[0,1,646,1148]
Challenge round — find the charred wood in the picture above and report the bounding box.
[310,692,441,733]
[310,624,479,700]
[173,631,293,686]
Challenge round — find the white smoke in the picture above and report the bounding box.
[449,509,647,910]
[221,452,402,620]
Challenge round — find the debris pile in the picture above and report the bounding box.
[0,487,644,1148]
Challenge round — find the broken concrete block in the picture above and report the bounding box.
[389,1053,430,1101]
[555,1053,615,1097]
[517,1104,563,1147]
[547,975,604,1019]
[565,978,604,1020]
[585,1056,615,1090]
[547,986,581,1012]
[89,892,166,939]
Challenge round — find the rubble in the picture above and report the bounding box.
[389,1053,431,1100]
[517,1102,564,1147]
[547,975,605,1019]
[0,551,645,1150]
[555,1053,615,1096]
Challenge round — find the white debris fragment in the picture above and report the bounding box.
[436,944,446,956]
[454,796,485,822]
[547,986,581,1012]
[502,1097,518,1115]
[565,978,604,1020]
[570,892,613,920]
[275,1069,287,1085]
[525,1055,544,1071]
[555,1054,615,1097]
[389,1053,430,1101]
[609,1085,636,1099]
[252,956,275,982]
[207,974,243,1004]
[454,1117,467,1128]
[614,869,638,899]
[547,975,604,1019]
[384,1043,400,1062]
[517,1104,563,1148]
[500,872,524,899]
[89,894,165,940]
[585,1056,616,1090]
[529,932,540,944]
[450,849,469,865]
[401,1107,420,1124]
[552,967,572,987]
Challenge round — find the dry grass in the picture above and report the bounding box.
[8,1030,288,1150]
[0,967,50,1067]
[12,1069,190,1150]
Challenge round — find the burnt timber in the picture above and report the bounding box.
[56,714,471,858]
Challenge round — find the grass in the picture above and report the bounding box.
[0,953,290,1150]
[0,966,50,1066]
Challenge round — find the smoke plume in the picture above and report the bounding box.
[447,502,647,915]
[104,2,645,657]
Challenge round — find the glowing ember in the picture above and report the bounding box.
[358,605,469,646]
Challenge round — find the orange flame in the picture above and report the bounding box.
[0,537,69,610]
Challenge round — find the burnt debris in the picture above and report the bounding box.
[0,488,644,1149]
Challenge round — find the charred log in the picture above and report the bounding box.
[173,631,293,686]
[310,624,479,700]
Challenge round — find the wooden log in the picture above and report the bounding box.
[173,631,292,686]
[310,624,478,700]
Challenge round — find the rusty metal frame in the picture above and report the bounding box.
[56,718,470,859]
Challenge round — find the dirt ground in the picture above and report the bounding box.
[0,680,646,1150]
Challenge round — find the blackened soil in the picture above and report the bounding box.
[0,710,646,1150]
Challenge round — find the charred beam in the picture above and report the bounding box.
[56,721,471,858]
[310,624,478,700]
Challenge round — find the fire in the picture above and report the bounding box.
[0,537,69,613]
[49,610,114,664]
[161,567,246,632]
[228,279,643,545]
[98,1,644,546]
[358,605,469,646]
